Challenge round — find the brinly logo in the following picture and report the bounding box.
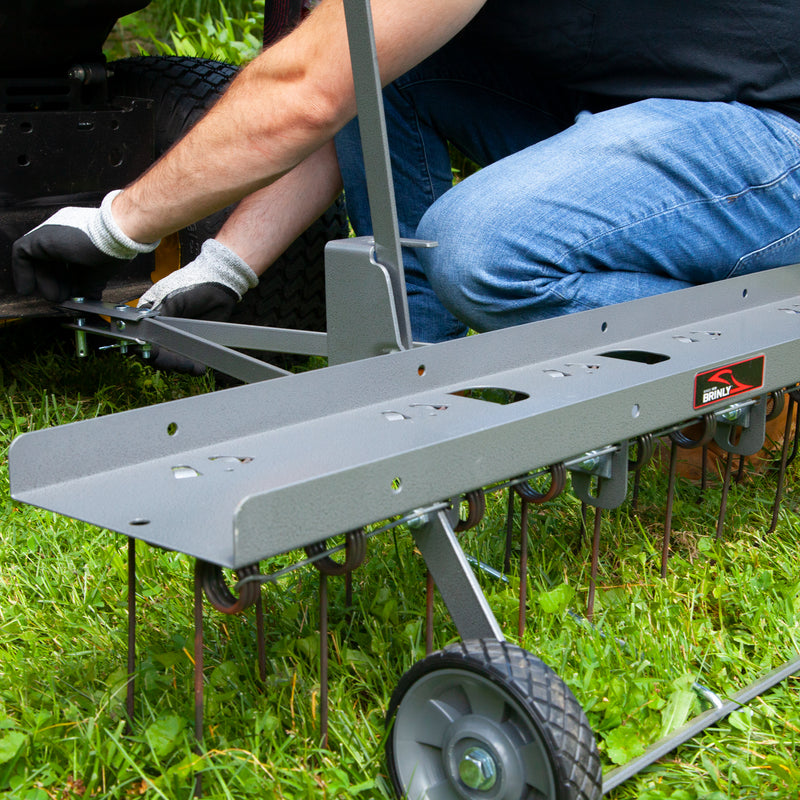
[693,355,765,409]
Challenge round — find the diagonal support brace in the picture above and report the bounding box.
[410,507,504,642]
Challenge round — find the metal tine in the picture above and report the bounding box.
[126,537,136,735]
[425,570,434,655]
[579,501,589,547]
[734,454,746,483]
[319,572,329,749]
[787,397,800,467]
[629,434,654,511]
[631,468,643,511]
[510,465,565,634]
[304,529,366,748]
[767,394,797,535]
[700,444,709,495]
[518,499,530,638]
[661,440,679,579]
[503,489,515,575]
[587,491,603,621]
[256,590,267,685]
[193,561,205,798]
[664,414,717,576]
[715,451,734,541]
[345,572,354,607]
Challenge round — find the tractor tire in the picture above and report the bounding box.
[108,55,346,332]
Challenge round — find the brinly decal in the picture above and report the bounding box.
[693,355,765,409]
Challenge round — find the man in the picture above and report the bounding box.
[12,0,800,346]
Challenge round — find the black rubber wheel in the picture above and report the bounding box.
[108,56,346,332]
[386,639,601,800]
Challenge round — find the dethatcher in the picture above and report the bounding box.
[7,0,800,797]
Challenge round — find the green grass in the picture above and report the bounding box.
[1,322,799,799]
[105,0,265,64]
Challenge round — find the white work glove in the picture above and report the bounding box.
[138,239,259,375]
[137,238,258,321]
[12,190,159,301]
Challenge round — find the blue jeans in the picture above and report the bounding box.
[336,50,800,342]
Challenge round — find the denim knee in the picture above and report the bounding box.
[417,196,496,331]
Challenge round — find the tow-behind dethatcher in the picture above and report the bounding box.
[9,0,800,797]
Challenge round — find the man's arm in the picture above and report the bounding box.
[114,0,485,244]
[134,140,344,320]
[11,0,483,304]
[216,140,343,273]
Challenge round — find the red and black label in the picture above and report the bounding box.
[693,355,765,409]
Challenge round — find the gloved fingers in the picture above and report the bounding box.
[12,224,128,300]
[148,283,238,322]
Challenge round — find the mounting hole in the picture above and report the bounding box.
[390,477,403,494]
[417,365,426,377]
[601,321,608,332]
[19,121,32,133]
[129,518,150,526]
[109,148,124,167]
[742,288,748,298]
[166,422,178,436]
[632,404,641,418]
[110,118,120,130]
[17,154,30,167]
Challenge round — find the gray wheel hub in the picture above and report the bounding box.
[442,715,524,798]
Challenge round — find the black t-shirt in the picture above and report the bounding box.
[453,0,800,115]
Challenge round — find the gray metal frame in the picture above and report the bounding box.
[13,265,800,569]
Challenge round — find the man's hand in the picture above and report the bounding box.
[12,191,160,302]
[137,238,259,374]
[137,238,258,321]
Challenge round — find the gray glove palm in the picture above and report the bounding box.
[12,190,159,301]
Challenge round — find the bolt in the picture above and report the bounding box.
[67,66,87,83]
[717,404,746,424]
[459,747,497,791]
[74,325,88,358]
[116,320,126,332]
[577,451,602,472]
[407,511,430,530]
[140,343,152,360]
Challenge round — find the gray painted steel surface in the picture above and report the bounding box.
[10,264,800,568]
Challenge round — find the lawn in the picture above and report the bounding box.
[0,320,799,799]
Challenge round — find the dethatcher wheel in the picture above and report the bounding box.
[386,639,601,800]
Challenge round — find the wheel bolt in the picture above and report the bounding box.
[459,746,497,791]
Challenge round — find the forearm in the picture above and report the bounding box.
[111,0,485,244]
[215,140,343,274]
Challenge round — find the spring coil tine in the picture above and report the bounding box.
[454,489,486,532]
[514,462,567,504]
[198,560,261,615]
[787,399,800,467]
[669,413,717,449]
[629,435,654,510]
[305,529,367,576]
[628,434,655,470]
[766,389,786,421]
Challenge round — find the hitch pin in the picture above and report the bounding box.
[72,298,88,358]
